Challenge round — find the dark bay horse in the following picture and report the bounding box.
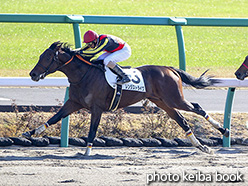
[23,41,229,155]
[235,55,248,80]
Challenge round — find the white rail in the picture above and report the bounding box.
[213,78,248,87]
[0,77,247,87]
[0,77,69,87]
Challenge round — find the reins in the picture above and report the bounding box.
[63,54,103,70]
[63,54,104,85]
[40,48,104,85]
[242,62,248,70]
[57,54,92,85]
[64,55,74,65]
[75,54,93,66]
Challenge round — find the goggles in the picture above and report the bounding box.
[87,41,95,47]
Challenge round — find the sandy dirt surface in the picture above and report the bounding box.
[0,145,247,186]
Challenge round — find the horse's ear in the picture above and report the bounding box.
[49,41,62,50]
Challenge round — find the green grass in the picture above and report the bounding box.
[1,0,248,77]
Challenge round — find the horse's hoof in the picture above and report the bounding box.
[223,128,230,137]
[84,148,92,156]
[219,128,230,137]
[196,145,214,154]
[84,152,90,156]
[22,131,32,138]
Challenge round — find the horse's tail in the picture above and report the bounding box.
[169,67,220,89]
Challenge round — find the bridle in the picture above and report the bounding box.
[242,62,248,70]
[36,48,102,85]
[37,49,74,79]
[237,59,248,78]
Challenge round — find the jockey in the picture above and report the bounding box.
[79,30,131,85]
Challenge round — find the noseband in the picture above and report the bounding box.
[242,62,248,70]
[240,62,248,78]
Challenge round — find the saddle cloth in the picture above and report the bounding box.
[105,66,146,92]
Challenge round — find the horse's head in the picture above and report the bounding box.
[235,55,248,80]
[29,41,73,81]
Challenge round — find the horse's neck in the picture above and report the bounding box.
[60,57,95,85]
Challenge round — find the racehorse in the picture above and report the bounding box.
[235,55,248,80]
[23,41,229,155]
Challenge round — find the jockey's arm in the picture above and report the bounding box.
[80,44,90,51]
[74,44,89,53]
[80,37,109,56]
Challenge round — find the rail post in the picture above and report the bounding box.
[175,25,186,71]
[60,87,70,147]
[60,16,83,147]
[168,17,187,71]
[72,23,82,48]
[223,87,235,147]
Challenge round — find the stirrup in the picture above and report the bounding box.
[117,76,131,85]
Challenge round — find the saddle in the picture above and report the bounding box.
[91,59,143,111]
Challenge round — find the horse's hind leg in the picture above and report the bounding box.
[188,102,229,137]
[151,100,212,154]
[166,96,229,137]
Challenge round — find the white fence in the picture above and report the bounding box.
[0,77,69,87]
[0,77,248,87]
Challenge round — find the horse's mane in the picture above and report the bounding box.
[49,41,76,55]
[49,41,94,63]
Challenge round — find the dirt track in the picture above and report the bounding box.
[0,145,247,186]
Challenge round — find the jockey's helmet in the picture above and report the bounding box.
[83,30,99,43]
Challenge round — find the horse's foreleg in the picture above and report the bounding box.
[22,99,82,138]
[190,102,229,137]
[84,108,103,156]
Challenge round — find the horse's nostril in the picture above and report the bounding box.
[235,72,239,77]
[30,72,36,77]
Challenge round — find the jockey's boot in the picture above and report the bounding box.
[112,65,131,85]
